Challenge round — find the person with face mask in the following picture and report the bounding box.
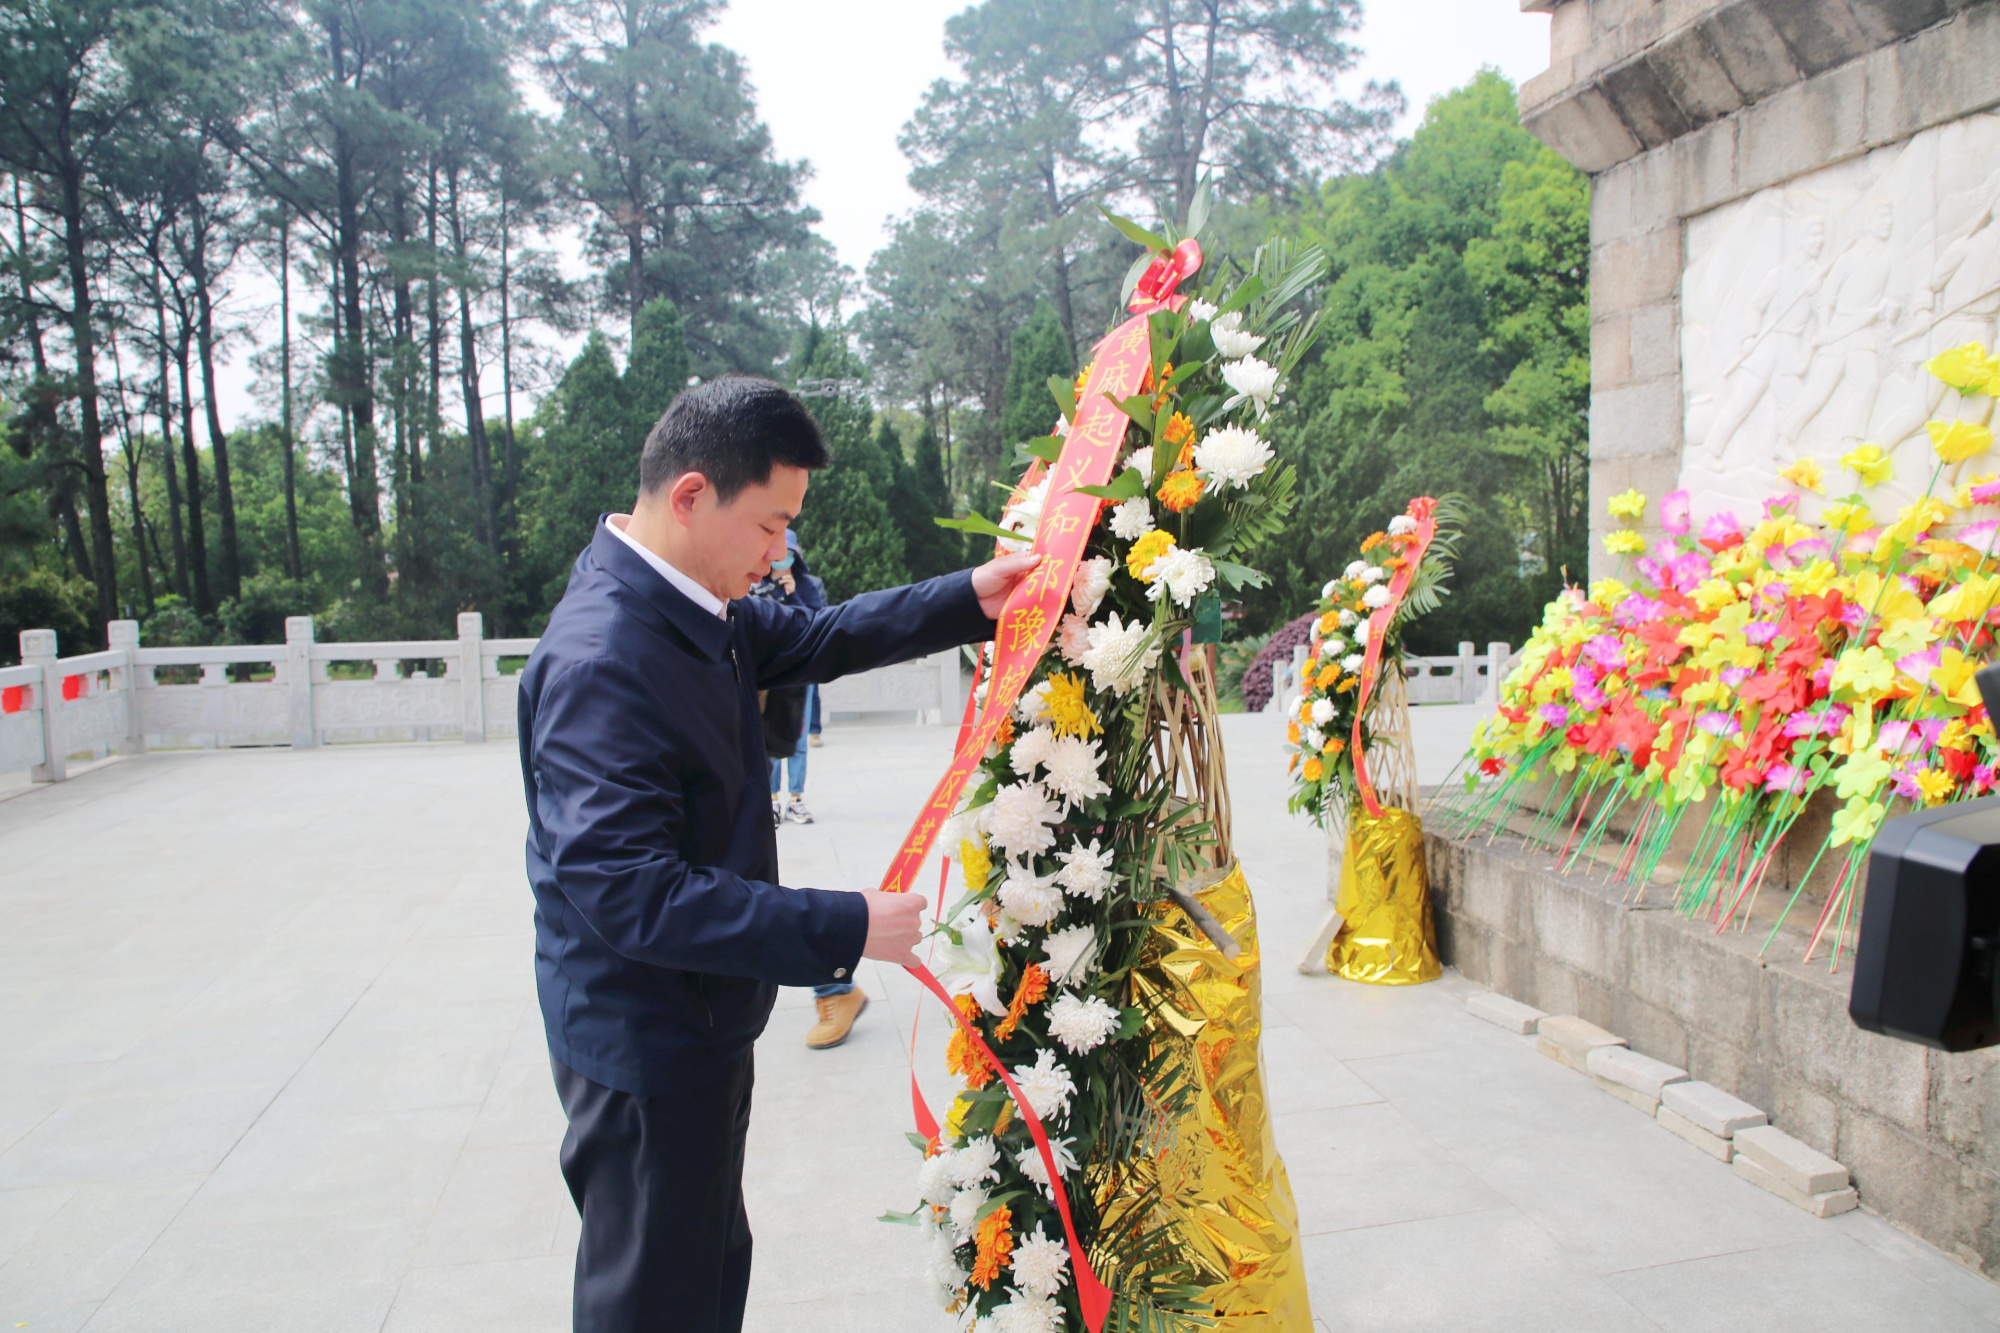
[748,533,822,827]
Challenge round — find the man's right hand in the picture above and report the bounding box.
[861,890,928,966]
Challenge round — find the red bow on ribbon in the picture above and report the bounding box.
[1130,238,1203,314]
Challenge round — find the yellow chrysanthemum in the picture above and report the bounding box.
[1841,444,1895,487]
[1926,341,2000,394]
[1606,488,1647,521]
[1302,756,1324,782]
[1928,418,1994,464]
[1126,529,1175,580]
[1314,663,1338,689]
[1043,671,1101,739]
[1603,529,1646,555]
[959,836,992,893]
[1073,364,1095,399]
[1778,458,1825,493]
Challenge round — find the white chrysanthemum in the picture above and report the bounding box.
[1056,613,1092,666]
[1012,1048,1077,1124]
[1193,424,1272,490]
[1047,991,1121,1054]
[1186,298,1218,323]
[1358,565,1385,584]
[1142,546,1216,608]
[1221,355,1281,417]
[1320,634,1346,657]
[1343,559,1366,579]
[1341,652,1365,674]
[997,861,1063,928]
[983,781,1062,858]
[1053,838,1114,902]
[934,909,1007,1017]
[1017,679,1053,725]
[1309,697,1335,726]
[998,476,1051,553]
[1321,578,1341,598]
[1009,724,1056,777]
[1125,445,1154,481]
[1362,583,1392,609]
[1081,613,1162,697]
[1070,556,1113,618]
[1040,735,1110,807]
[924,1218,968,1307]
[993,1291,1064,1333]
[918,1150,956,1207]
[948,1184,987,1241]
[1338,608,1359,627]
[1388,514,1418,536]
[1286,693,1304,722]
[1108,497,1155,541]
[1011,1227,1072,1299]
[1041,923,1098,986]
[1302,725,1325,751]
[1015,1136,1079,1197]
[949,1136,1002,1189]
[1209,311,1267,360]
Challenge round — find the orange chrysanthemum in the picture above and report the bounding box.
[1314,663,1338,689]
[970,1205,1015,1290]
[1287,721,1301,745]
[994,963,1050,1040]
[1163,411,1197,465]
[1158,469,1204,513]
[1336,677,1360,694]
[1359,531,1388,553]
[1318,611,1340,634]
[1302,757,1324,782]
[995,715,1016,747]
[1322,737,1346,756]
[945,995,996,1089]
[1073,364,1095,399]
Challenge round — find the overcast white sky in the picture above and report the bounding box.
[212,1,1551,427]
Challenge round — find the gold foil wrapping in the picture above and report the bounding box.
[1326,805,1442,985]
[1090,862,1314,1330]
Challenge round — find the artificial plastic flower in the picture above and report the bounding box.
[1779,458,1825,493]
[1070,557,1112,617]
[1841,444,1895,486]
[1193,424,1273,490]
[1046,991,1121,1054]
[983,782,1063,858]
[1209,310,1267,359]
[1220,356,1281,417]
[1011,1049,1077,1124]
[1607,488,1647,520]
[1040,923,1097,985]
[1605,529,1646,555]
[1081,614,1162,696]
[1661,489,1693,536]
[1142,546,1216,607]
[1929,417,1994,464]
[1926,341,2000,394]
[1108,497,1155,541]
[1053,839,1115,901]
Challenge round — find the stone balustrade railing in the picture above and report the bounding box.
[1271,640,1520,717]
[2,614,963,786]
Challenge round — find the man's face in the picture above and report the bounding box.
[688,464,808,600]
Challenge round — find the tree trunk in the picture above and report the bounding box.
[122,431,155,615]
[192,206,241,601]
[277,210,301,581]
[175,324,213,616]
[426,161,442,472]
[449,171,497,554]
[499,192,517,487]
[328,14,385,594]
[57,146,117,639]
[153,294,191,602]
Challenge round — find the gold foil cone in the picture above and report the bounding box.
[1090,862,1314,1330]
[1327,805,1442,985]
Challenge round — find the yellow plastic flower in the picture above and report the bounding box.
[1820,500,1874,534]
[1928,418,1994,464]
[1926,342,2000,394]
[1876,617,1937,660]
[1831,645,1893,698]
[1830,797,1886,848]
[959,836,992,892]
[1603,529,1646,555]
[1914,768,1957,807]
[1606,488,1647,521]
[1841,444,1895,487]
[1126,529,1175,580]
[1778,458,1825,493]
[1931,574,1998,623]
[1043,671,1101,739]
[1587,577,1629,607]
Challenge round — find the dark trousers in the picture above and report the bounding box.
[552,1051,756,1333]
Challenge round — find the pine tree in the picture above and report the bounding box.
[899,422,962,581]
[524,334,632,607]
[790,335,905,602]
[625,298,691,441]
[999,300,1072,452]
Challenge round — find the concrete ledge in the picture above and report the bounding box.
[1428,827,2000,1269]
[1734,1152,1862,1217]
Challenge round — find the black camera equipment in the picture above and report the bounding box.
[1848,663,2000,1051]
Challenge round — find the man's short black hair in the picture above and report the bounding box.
[639,375,830,501]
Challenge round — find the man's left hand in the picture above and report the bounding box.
[971,551,1044,619]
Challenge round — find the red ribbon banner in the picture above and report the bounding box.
[884,242,1203,1332]
[1350,497,1439,819]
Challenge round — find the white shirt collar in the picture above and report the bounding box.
[606,515,728,620]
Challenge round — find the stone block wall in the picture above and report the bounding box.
[1429,829,2000,1269]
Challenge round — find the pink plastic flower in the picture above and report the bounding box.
[1662,490,1692,537]
[1667,552,1710,592]
[1891,764,1925,802]
[1702,512,1743,546]
[1744,622,1780,646]
[1538,704,1570,728]
[1573,681,1608,712]
[1697,711,1742,737]
[1720,666,1754,688]
[1895,648,1941,686]
[1585,635,1626,668]
[1972,479,2000,504]
[1975,764,1998,794]
[1965,520,2000,552]
[1838,602,1867,629]
[1878,719,1921,755]
[1763,764,1806,795]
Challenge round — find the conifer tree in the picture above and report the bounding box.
[625,298,691,439]
[524,334,632,606]
[790,335,904,602]
[999,300,1072,451]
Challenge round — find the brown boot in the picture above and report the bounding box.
[807,988,868,1049]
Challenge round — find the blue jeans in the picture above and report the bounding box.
[768,720,808,797]
[808,683,821,736]
[813,981,854,998]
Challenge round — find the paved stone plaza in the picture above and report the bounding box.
[4,712,2000,1331]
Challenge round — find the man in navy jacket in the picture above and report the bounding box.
[519,376,1033,1333]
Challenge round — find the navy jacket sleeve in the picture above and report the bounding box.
[528,652,867,984]
[745,569,992,688]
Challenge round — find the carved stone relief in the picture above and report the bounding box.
[1681,112,2000,522]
